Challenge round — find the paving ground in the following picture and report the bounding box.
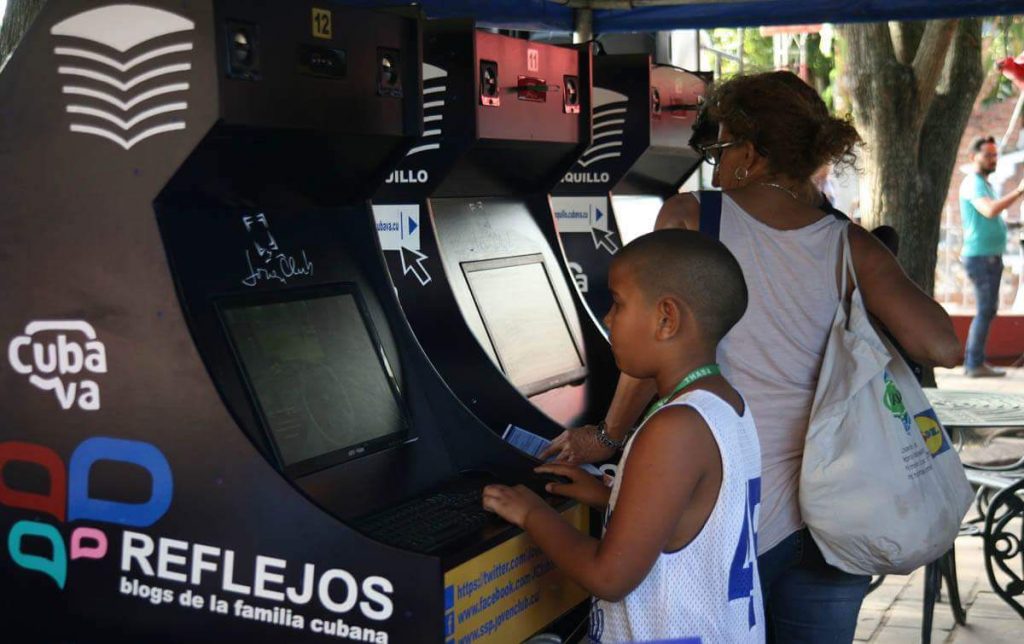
[934,366,1024,396]
[856,367,1023,643]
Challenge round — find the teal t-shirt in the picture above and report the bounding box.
[959,173,1008,257]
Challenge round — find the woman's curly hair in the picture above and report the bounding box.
[703,71,861,181]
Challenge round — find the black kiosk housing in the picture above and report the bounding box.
[551,56,707,324]
[375,23,618,441]
[0,2,588,642]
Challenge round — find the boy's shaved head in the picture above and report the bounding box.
[614,229,748,343]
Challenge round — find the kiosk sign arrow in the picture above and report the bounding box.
[551,196,610,234]
[373,204,432,286]
[372,204,421,251]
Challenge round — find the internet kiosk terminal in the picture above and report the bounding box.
[0,2,587,641]
[552,57,707,325]
[374,25,619,448]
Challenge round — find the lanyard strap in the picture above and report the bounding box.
[640,364,721,424]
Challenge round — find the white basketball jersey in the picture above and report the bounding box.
[590,390,765,644]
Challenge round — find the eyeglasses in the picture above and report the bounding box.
[696,140,741,166]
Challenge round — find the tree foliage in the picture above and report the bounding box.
[982,15,1024,106]
[706,27,839,109]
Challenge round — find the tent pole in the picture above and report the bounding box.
[998,92,1024,153]
[573,9,594,44]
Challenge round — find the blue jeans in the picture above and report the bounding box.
[963,255,1003,369]
[758,529,870,643]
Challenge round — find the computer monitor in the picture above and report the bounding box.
[611,194,664,244]
[462,254,587,396]
[218,284,409,477]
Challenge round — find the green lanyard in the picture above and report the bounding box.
[640,364,721,424]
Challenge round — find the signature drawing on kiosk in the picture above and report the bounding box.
[240,213,314,287]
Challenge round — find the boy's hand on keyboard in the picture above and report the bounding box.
[534,464,612,509]
[482,484,546,528]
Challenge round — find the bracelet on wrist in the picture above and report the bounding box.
[594,420,626,450]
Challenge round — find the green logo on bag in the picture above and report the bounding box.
[882,372,913,432]
[882,373,906,418]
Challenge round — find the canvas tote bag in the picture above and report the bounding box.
[800,226,974,575]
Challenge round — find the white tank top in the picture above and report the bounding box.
[591,390,764,644]
[712,194,847,553]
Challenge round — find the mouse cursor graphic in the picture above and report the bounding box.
[400,246,432,286]
[591,227,620,256]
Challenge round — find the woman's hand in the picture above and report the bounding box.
[535,464,612,509]
[539,426,616,465]
[482,484,548,528]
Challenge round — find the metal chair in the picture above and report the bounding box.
[982,476,1024,619]
[916,425,1024,642]
[917,427,1024,642]
[921,545,968,642]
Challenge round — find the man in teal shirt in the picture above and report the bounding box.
[959,136,1019,377]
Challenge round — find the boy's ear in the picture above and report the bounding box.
[656,295,699,342]
[655,296,684,341]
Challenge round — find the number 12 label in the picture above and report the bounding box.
[312,8,332,39]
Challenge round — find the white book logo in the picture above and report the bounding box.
[50,4,195,150]
[406,63,447,157]
[577,87,628,168]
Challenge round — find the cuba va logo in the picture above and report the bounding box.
[8,320,107,410]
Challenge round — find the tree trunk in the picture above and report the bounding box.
[841,19,983,294]
[840,19,983,385]
[917,19,985,290]
[0,0,45,67]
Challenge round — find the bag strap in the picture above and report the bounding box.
[697,190,722,241]
[820,195,850,222]
[839,223,861,302]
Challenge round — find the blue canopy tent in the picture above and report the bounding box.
[341,0,1024,31]
[595,1,1024,30]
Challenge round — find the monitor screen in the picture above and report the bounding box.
[611,194,664,245]
[462,254,587,396]
[219,285,408,475]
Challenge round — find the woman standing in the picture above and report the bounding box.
[543,71,962,642]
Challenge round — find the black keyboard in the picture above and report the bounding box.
[352,478,499,554]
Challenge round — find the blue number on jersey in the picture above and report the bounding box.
[728,477,761,628]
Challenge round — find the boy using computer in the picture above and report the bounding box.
[482,229,764,643]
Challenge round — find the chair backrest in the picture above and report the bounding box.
[982,475,1024,619]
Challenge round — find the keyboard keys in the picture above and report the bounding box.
[352,479,501,553]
